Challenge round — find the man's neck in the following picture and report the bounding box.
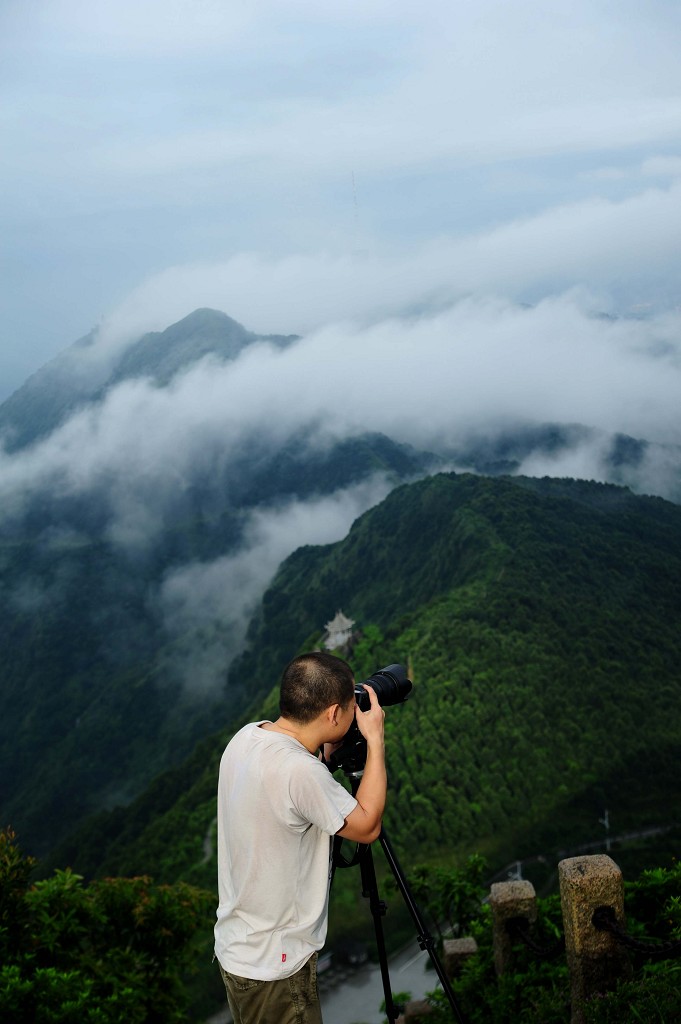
[260,717,318,753]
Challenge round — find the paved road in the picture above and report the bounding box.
[319,941,435,1024]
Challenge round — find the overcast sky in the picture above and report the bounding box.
[2,0,681,399]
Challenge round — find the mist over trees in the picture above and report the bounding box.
[2,308,681,862]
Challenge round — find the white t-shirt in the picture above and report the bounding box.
[214,722,357,980]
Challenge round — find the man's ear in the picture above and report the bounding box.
[328,703,341,726]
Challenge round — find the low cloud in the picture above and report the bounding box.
[92,178,681,359]
[2,292,681,546]
[642,156,681,179]
[154,477,395,693]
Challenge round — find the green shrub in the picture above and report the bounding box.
[0,828,211,1023]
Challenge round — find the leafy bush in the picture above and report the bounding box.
[0,828,211,1023]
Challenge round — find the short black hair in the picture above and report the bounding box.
[279,651,355,724]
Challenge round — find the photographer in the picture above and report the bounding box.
[214,651,386,1024]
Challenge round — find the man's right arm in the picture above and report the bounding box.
[336,686,386,844]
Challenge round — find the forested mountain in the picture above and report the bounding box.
[53,472,681,889]
[2,308,680,872]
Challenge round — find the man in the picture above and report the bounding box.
[214,650,386,1024]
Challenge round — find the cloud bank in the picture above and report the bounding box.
[3,290,680,522]
[2,272,678,688]
[155,478,395,693]
[93,176,681,355]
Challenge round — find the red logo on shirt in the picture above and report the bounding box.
[282,954,287,963]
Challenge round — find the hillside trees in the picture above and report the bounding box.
[52,472,681,887]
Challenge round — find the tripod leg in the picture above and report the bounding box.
[379,829,469,1024]
[357,842,400,1024]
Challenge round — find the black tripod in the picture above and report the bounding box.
[331,782,469,1024]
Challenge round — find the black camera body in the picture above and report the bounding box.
[326,664,412,776]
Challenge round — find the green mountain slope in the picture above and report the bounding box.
[53,472,681,887]
[0,430,434,857]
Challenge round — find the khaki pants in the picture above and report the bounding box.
[219,952,323,1024]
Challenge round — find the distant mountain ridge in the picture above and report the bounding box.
[108,308,298,389]
[0,309,298,452]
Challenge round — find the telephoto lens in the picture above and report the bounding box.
[355,664,412,711]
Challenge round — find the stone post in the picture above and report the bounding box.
[399,998,432,1021]
[489,879,537,976]
[443,936,478,976]
[558,854,632,1024]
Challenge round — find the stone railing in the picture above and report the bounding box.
[396,853,680,1024]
